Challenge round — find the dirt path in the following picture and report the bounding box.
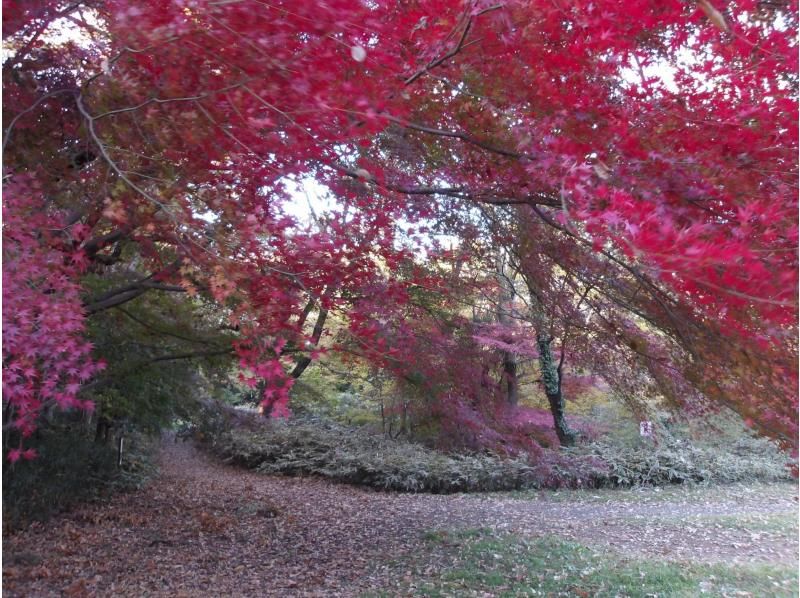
[4,440,797,597]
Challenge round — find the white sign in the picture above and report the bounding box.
[639,421,654,437]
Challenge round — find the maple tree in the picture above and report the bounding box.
[2,0,797,458]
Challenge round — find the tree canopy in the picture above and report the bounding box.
[2,0,797,460]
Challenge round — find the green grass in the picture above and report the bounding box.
[491,485,693,503]
[397,529,798,597]
[495,481,798,504]
[685,512,799,535]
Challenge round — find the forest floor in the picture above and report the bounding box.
[4,439,798,597]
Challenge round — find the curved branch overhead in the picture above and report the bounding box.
[2,0,797,454]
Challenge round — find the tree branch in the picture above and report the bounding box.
[383,114,532,160]
[404,4,502,85]
[84,261,184,314]
[290,306,328,379]
[528,204,694,352]
[81,225,133,257]
[115,306,221,346]
[3,89,77,155]
[147,348,234,364]
[82,347,235,393]
[335,165,559,207]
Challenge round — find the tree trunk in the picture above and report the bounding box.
[537,333,576,447]
[495,255,519,406]
[545,387,575,447]
[503,352,519,406]
[94,416,113,444]
[290,307,328,379]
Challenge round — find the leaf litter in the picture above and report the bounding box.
[3,440,797,596]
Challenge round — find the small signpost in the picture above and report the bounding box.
[639,421,654,437]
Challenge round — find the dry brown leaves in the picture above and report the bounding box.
[3,441,797,597]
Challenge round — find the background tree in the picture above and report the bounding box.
[3,0,797,460]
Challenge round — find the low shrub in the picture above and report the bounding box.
[209,417,561,493]
[571,433,793,487]
[207,414,794,493]
[3,423,158,531]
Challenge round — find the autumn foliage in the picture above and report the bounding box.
[2,0,797,458]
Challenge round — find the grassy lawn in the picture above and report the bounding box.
[683,512,798,534]
[384,529,798,597]
[494,481,797,505]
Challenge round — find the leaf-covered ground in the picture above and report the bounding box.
[3,440,797,597]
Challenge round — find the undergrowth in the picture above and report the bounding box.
[206,414,792,493]
[3,423,159,531]
[210,417,555,492]
[570,434,793,486]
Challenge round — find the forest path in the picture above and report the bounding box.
[4,439,797,597]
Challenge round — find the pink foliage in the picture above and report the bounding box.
[472,322,539,358]
[2,0,796,456]
[2,177,102,457]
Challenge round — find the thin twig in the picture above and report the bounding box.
[404,4,502,85]
[3,89,77,155]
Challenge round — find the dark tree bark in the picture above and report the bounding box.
[94,416,114,444]
[502,352,519,406]
[84,260,184,314]
[290,306,328,379]
[537,333,577,447]
[258,302,329,417]
[496,255,519,406]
